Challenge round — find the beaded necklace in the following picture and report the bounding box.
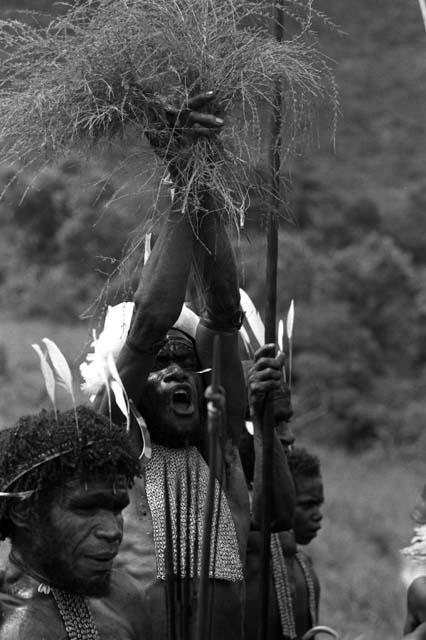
[270,533,317,640]
[50,586,100,640]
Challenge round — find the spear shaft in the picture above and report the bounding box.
[259,2,284,639]
[259,5,284,640]
[195,335,221,640]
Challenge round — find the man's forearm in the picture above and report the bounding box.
[251,420,295,531]
[129,192,195,348]
[94,194,195,416]
[193,196,242,330]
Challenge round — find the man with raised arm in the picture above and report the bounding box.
[0,405,148,640]
[91,93,295,639]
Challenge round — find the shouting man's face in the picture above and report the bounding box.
[141,330,205,448]
[31,474,129,596]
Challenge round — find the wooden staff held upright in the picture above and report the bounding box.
[259,1,285,639]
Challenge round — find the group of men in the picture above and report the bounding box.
[0,92,325,639]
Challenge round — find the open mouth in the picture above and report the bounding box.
[171,385,195,415]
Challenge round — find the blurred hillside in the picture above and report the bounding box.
[1,0,425,450]
[314,0,426,210]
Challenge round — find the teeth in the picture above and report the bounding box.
[173,389,190,404]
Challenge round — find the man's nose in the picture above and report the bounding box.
[95,512,123,544]
[163,364,188,383]
[312,508,323,523]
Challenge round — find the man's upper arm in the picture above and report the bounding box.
[405,578,426,633]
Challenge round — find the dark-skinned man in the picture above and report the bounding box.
[240,343,296,640]
[92,92,295,640]
[0,405,148,640]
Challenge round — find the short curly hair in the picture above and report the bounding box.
[0,405,141,540]
[287,447,321,484]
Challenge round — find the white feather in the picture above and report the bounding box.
[401,524,426,560]
[239,326,253,358]
[32,344,56,415]
[80,302,134,396]
[107,352,130,429]
[110,381,129,426]
[42,338,74,402]
[129,401,152,461]
[173,303,199,339]
[239,288,265,349]
[418,0,426,32]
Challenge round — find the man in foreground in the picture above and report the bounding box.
[0,405,148,640]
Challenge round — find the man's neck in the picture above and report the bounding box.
[280,530,297,555]
[10,547,51,587]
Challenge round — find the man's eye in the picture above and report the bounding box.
[74,505,97,514]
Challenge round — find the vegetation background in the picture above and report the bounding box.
[0,0,426,638]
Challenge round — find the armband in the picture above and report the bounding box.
[200,308,245,332]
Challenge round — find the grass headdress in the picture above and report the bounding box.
[0,405,141,539]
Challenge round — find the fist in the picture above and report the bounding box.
[145,91,224,162]
[247,344,292,422]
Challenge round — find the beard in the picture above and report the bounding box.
[31,522,112,597]
[145,412,202,448]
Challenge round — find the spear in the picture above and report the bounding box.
[277,318,287,384]
[286,299,294,389]
[195,335,222,640]
[259,1,284,638]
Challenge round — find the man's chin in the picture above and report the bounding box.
[156,429,200,449]
[150,415,200,448]
[297,532,317,545]
[65,572,112,598]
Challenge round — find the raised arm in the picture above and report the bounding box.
[193,209,246,445]
[94,93,224,417]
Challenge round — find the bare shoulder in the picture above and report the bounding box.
[408,576,426,620]
[91,570,151,640]
[109,568,145,608]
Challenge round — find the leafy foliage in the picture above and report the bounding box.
[0,160,142,320]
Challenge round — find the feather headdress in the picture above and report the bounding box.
[80,302,135,399]
[32,338,79,434]
[401,525,426,561]
[80,300,200,399]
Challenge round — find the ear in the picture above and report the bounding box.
[8,499,37,532]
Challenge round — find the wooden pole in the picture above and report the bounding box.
[195,335,221,640]
[258,3,284,639]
